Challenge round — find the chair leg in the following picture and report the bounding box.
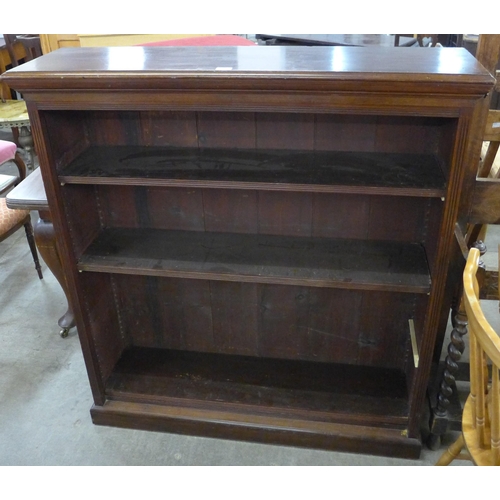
[435,434,465,466]
[24,220,43,279]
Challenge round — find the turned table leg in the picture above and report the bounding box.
[35,210,75,337]
[16,125,36,172]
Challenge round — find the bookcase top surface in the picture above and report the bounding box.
[2,46,494,94]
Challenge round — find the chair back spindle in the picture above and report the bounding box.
[462,248,500,465]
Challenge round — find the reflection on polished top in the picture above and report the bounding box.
[1,46,491,77]
[1,46,495,99]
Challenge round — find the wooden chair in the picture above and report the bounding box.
[0,139,42,279]
[394,35,439,47]
[435,247,500,465]
[3,34,41,67]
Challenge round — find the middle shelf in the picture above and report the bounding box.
[78,228,431,293]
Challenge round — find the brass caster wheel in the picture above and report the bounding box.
[60,328,70,338]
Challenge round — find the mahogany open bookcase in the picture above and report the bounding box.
[3,46,494,458]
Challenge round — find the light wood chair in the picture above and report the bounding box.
[436,247,500,465]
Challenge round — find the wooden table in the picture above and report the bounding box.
[6,167,75,337]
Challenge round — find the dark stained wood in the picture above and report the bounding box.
[257,191,313,236]
[79,272,125,381]
[256,112,315,150]
[90,400,421,458]
[468,178,500,224]
[59,184,101,257]
[58,145,447,197]
[475,35,500,76]
[78,228,432,293]
[106,346,409,424]
[198,111,256,149]
[5,46,494,458]
[2,46,492,97]
[203,189,259,234]
[145,110,198,146]
[108,275,419,368]
[210,281,260,356]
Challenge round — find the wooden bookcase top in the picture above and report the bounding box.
[2,46,494,95]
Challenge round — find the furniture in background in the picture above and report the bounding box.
[1,35,42,102]
[256,34,443,47]
[39,34,215,53]
[256,34,406,46]
[0,139,42,279]
[3,35,42,67]
[6,167,75,337]
[139,35,255,47]
[0,36,26,99]
[394,34,439,47]
[435,247,500,466]
[2,45,493,458]
[0,99,35,171]
[39,34,80,54]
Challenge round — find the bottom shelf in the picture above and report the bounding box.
[93,347,421,458]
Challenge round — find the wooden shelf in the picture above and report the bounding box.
[78,228,432,293]
[105,347,410,428]
[59,146,447,197]
[10,45,493,457]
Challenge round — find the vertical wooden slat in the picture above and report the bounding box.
[304,288,362,364]
[141,111,198,147]
[156,277,194,351]
[257,284,311,360]
[258,191,312,236]
[147,187,205,231]
[197,111,256,149]
[87,111,143,145]
[203,189,258,234]
[470,329,478,428]
[210,281,259,356]
[374,116,439,153]
[256,112,314,150]
[475,335,487,447]
[97,185,139,228]
[314,114,376,152]
[476,35,500,75]
[367,196,425,242]
[115,275,163,348]
[312,193,369,240]
[491,366,500,465]
[356,291,413,370]
[160,278,214,352]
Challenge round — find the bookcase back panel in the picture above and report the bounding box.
[95,185,440,245]
[108,273,425,370]
[39,111,455,171]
